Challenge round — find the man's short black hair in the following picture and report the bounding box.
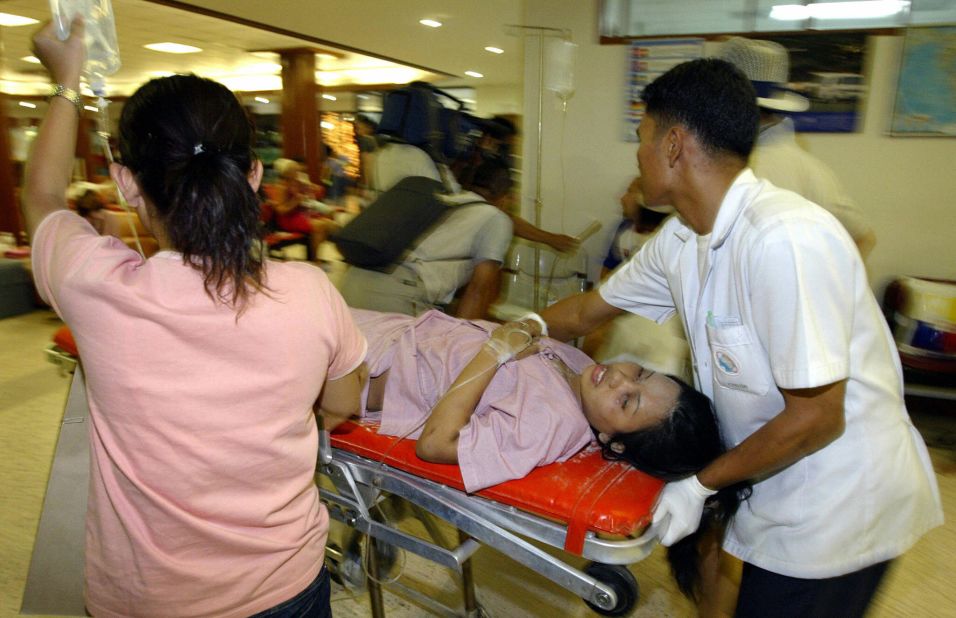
[640,58,758,160]
[469,159,513,199]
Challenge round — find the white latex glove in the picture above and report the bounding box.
[650,475,717,547]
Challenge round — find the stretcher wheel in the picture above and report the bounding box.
[583,562,639,616]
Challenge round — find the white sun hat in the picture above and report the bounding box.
[718,37,810,113]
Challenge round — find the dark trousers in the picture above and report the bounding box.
[249,567,331,618]
[735,560,892,618]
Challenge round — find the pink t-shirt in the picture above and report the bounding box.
[351,309,594,492]
[32,211,367,618]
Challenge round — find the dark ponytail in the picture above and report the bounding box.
[118,74,265,310]
[597,377,751,600]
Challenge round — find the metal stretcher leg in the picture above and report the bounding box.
[366,536,387,618]
[319,448,652,615]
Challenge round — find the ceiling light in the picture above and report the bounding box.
[84,105,99,112]
[18,102,37,109]
[21,56,41,64]
[419,19,443,28]
[322,94,337,101]
[0,13,39,27]
[320,121,334,130]
[254,96,270,104]
[770,1,911,20]
[144,42,202,54]
[484,46,504,54]
[465,71,484,78]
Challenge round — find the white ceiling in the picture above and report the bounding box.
[0,0,526,99]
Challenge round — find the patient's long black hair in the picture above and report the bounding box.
[598,377,751,601]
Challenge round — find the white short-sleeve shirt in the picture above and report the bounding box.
[601,170,942,578]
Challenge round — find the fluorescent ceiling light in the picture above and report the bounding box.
[0,13,39,27]
[254,96,270,104]
[465,70,484,78]
[18,101,37,109]
[419,19,442,28]
[322,94,337,101]
[144,42,202,54]
[21,56,41,64]
[484,46,504,54]
[770,1,911,20]
[84,105,99,112]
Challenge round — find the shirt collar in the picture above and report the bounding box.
[671,168,760,249]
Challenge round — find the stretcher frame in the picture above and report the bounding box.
[318,420,662,617]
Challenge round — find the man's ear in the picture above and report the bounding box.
[248,159,264,192]
[109,162,144,208]
[666,126,684,168]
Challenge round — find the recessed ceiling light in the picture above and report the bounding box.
[18,101,37,109]
[0,13,39,27]
[21,56,41,64]
[322,94,337,101]
[419,19,443,28]
[254,96,270,104]
[484,46,504,54]
[144,42,202,54]
[84,105,99,112]
[465,71,484,78]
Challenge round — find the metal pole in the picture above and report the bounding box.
[533,31,545,311]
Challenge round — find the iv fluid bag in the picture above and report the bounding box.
[49,0,121,91]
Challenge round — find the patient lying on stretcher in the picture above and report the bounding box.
[341,308,746,601]
[346,308,715,492]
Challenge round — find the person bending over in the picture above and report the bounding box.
[338,160,514,320]
[24,20,366,617]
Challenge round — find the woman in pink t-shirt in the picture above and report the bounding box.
[25,21,367,617]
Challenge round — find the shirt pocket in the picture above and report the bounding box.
[705,317,772,397]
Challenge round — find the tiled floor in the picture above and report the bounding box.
[2,309,954,617]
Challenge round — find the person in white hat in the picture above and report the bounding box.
[718,36,877,261]
[524,58,941,618]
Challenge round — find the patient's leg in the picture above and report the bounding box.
[367,370,389,412]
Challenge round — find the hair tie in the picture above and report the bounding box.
[193,143,205,155]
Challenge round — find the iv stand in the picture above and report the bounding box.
[505,25,571,311]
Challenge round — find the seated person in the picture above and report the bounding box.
[270,158,338,256]
[585,176,691,381]
[601,176,670,277]
[344,307,746,602]
[337,159,514,320]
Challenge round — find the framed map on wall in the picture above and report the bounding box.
[891,26,956,136]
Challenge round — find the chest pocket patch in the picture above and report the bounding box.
[706,317,772,396]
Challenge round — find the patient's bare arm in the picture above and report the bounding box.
[416,322,536,464]
[366,370,388,412]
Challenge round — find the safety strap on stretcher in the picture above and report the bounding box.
[330,419,663,554]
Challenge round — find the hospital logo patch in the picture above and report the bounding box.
[715,350,740,375]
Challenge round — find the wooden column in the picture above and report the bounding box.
[279,48,322,182]
[0,94,21,237]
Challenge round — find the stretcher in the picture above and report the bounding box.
[37,326,665,617]
[320,419,663,616]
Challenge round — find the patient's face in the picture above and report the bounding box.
[580,362,679,436]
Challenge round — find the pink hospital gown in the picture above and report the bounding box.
[351,309,595,492]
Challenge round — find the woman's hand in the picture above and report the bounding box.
[32,18,86,89]
[484,321,539,365]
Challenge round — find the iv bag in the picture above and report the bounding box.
[544,39,577,101]
[49,0,121,94]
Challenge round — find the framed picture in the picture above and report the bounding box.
[624,38,704,141]
[890,26,956,137]
[763,33,868,133]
